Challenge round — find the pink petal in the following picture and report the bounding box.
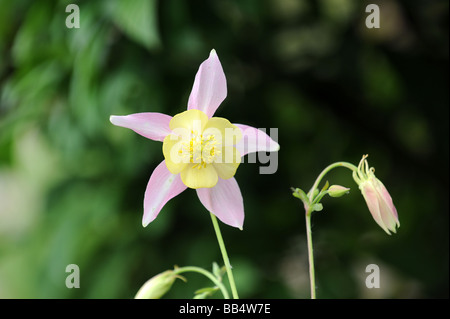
[196,177,244,229]
[376,181,400,232]
[377,181,400,226]
[143,160,187,226]
[110,113,172,142]
[187,49,227,118]
[361,183,391,234]
[233,124,280,156]
[378,198,398,234]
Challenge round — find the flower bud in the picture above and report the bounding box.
[135,270,185,299]
[328,185,350,198]
[353,155,400,235]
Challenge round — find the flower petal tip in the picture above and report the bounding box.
[142,217,150,228]
[187,49,227,118]
[274,143,280,152]
[109,115,118,125]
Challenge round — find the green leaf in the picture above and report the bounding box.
[312,203,323,212]
[291,187,308,203]
[111,0,160,50]
[321,180,329,192]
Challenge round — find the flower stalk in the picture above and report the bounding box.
[305,208,316,299]
[173,266,230,299]
[210,213,239,299]
[301,161,356,299]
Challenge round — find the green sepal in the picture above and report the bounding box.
[321,180,329,193]
[291,187,309,203]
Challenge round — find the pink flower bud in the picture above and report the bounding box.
[353,155,400,235]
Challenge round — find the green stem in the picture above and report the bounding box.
[304,161,358,299]
[173,266,230,299]
[305,209,316,299]
[308,162,357,201]
[210,213,239,299]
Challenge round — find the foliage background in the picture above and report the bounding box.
[0,0,448,298]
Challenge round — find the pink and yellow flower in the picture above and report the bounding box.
[110,50,279,229]
[353,155,400,235]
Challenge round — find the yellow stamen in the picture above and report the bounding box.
[178,130,221,168]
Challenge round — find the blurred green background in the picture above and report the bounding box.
[0,0,448,299]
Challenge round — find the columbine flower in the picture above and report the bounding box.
[352,155,400,235]
[110,50,279,229]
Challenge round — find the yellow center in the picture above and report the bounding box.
[162,109,242,189]
[179,130,222,169]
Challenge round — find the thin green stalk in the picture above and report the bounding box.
[304,161,358,299]
[173,266,230,299]
[305,209,316,299]
[210,213,239,299]
[308,162,357,201]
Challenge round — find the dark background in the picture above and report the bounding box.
[0,0,448,298]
